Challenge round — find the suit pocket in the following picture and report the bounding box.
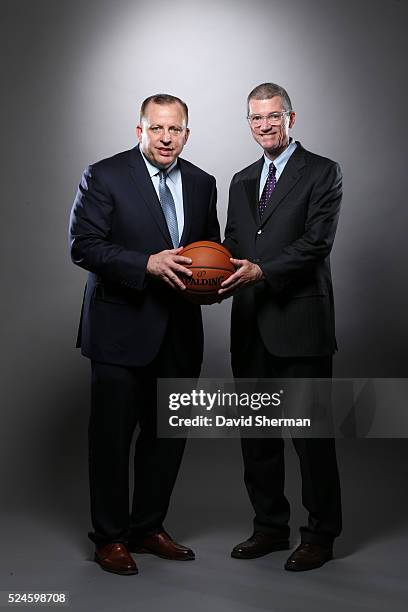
[289,284,329,298]
[93,284,130,305]
[290,292,328,298]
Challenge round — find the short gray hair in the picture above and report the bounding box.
[247,82,293,114]
[140,93,188,125]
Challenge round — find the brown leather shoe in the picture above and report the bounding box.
[231,532,290,559]
[284,542,333,571]
[94,543,138,575]
[129,531,195,560]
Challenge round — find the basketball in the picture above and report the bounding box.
[179,241,235,304]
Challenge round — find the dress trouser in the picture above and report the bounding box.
[88,325,201,547]
[231,325,342,547]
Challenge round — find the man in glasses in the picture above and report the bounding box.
[69,94,220,575]
[220,82,342,571]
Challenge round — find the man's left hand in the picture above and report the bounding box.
[218,258,264,298]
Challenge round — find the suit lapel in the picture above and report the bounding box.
[243,157,264,225]
[178,158,195,247]
[260,144,306,227]
[127,146,173,247]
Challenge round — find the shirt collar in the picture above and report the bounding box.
[263,137,296,173]
[140,146,178,178]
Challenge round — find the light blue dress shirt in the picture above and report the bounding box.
[259,138,298,199]
[140,150,184,241]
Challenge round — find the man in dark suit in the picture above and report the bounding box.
[69,93,220,575]
[219,82,342,571]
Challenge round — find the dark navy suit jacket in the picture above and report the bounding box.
[69,146,220,367]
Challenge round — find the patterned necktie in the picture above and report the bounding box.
[158,170,179,248]
[259,163,276,218]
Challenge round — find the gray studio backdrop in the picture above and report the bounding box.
[1,0,407,535]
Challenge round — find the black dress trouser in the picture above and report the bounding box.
[231,325,342,547]
[88,326,201,547]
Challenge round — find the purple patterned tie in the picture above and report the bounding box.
[259,163,276,217]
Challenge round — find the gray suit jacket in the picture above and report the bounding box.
[224,142,342,357]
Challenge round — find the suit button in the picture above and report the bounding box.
[257,230,262,235]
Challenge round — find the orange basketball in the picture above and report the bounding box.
[179,241,235,304]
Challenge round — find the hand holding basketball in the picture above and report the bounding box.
[178,241,235,304]
[146,247,193,291]
[218,258,264,297]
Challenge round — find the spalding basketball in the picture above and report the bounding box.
[179,241,235,304]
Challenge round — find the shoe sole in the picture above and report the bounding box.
[130,548,195,561]
[94,554,139,575]
[231,541,290,559]
[284,555,333,572]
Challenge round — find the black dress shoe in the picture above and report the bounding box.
[94,543,138,575]
[129,531,195,561]
[284,542,333,571]
[231,532,290,559]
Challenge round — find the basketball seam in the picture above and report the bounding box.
[181,245,231,255]
[186,266,234,272]
[184,288,222,294]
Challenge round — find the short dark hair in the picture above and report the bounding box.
[140,93,189,125]
[247,82,292,114]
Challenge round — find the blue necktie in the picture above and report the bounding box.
[158,170,179,248]
[259,163,277,218]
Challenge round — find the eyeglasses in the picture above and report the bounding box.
[247,111,291,127]
[148,125,185,136]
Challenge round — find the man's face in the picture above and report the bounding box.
[137,101,189,168]
[247,96,296,159]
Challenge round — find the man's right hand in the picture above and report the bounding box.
[146,247,192,290]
